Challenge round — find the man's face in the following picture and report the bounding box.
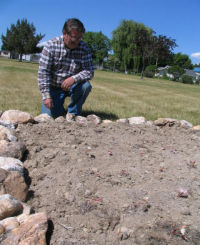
[63,29,83,49]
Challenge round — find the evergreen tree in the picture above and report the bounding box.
[1,18,44,61]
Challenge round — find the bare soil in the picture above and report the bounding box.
[16,119,200,245]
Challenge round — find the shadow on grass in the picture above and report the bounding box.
[82,110,119,121]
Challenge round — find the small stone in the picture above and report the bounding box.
[55,116,65,122]
[76,116,87,125]
[87,114,102,124]
[102,120,112,124]
[180,209,191,216]
[34,113,54,123]
[180,120,193,128]
[85,189,92,196]
[64,192,75,202]
[154,118,179,127]
[128,117,146,125]
[120,226,131,240]
[116,118,129,123]
[192,125,200,131]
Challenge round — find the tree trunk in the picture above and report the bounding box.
[141,56,145,79]
[155,57,158,67]
[19,54,23,62]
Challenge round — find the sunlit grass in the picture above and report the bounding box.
[1,58,200,125]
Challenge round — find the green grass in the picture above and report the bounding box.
[1,57,200,125]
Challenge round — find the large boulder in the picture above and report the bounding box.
[0,140,26,160]
[0,194,23,220]
[0,110,34,124]
[1,212,48,245]
[0,125,17,142]
[0,169,28,201]
[4,171,28,202]
[0,157,24,176]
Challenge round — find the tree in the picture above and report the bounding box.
[152,35,177,67]
[112,20,154,76]
[83,31,111,68]
[173,52,193,69]
[112,20,136,73]
[1,18,44,61]
[132,23,154,78]
[104,54,121,72]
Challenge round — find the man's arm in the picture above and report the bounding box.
[61,46,94,91]
[72,48,94,83]
[38,45,53,102]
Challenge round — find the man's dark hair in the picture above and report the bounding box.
[62,18,85,34]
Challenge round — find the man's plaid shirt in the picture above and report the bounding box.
[38,35,94,100]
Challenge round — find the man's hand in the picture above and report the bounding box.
[61,77,75,91]
[43,98,53,109]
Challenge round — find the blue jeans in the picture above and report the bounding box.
[41,81,92,118]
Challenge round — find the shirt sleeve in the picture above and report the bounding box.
[72,47,94,83]
[38,44,53,100]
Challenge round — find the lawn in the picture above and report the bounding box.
[0,58,200,125]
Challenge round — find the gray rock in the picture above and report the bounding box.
[0,157,24,176]
[0,140,26,160]
[0,194,23,220]
[0,110,34,124]
[128,116,146,125]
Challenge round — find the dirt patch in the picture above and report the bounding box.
[16,120,200,244]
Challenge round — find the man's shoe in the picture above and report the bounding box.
[66,113,76,122]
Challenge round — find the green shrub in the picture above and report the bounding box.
[144,70,154,78]
[145,65,157,72]
[181,74,193,84]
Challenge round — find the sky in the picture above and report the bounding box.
[0,0,200,64]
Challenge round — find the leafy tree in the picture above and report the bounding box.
[83,31,111,68]
[152,35,177,67]
[112,20,137,73]
[104,54,121,72]
[132,23,154,78]
[173,52,193,69]
[112,20,154,76]
[1,18,44,61]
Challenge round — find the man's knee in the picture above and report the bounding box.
[82,81,92,94]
